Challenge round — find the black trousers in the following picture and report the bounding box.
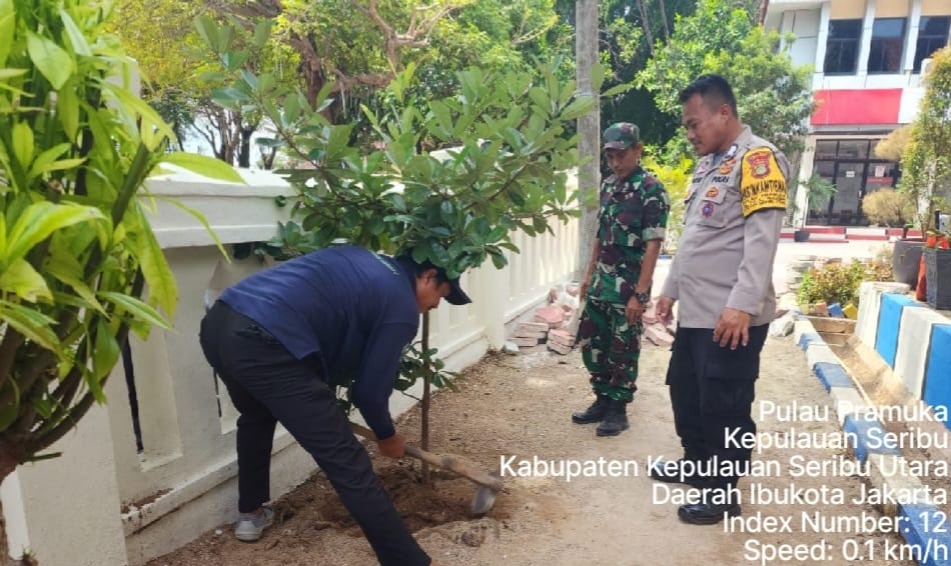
[199,301,430,566]
[665,324,768,487]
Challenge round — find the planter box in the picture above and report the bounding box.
[924,248,951,310]
[892,239,924,290]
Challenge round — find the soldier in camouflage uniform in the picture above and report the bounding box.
[572,123,670,437]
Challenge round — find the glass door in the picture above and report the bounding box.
[831,161,867,225]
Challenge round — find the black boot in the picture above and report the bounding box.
[678,484,741,525]
[649,456,714,488]
[595,400,629,436]
[571,395,610,424]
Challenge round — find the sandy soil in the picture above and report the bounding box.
[147,335,915,566]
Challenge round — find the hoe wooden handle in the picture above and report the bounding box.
[350,422,503,492]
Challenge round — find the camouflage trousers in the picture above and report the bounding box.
[576,297,642,402]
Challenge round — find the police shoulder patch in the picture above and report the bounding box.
[741,147,786,217]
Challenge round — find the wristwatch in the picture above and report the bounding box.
[634,291,650,305]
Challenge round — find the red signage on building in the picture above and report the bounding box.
[811,89,903,125]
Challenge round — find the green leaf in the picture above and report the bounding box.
[11,122,34,169]
[0,69,27,80]
[101,81,175,151]
[0,0,14,67]
[92,318,119,389]
[592,62,606,92]
[57,84,80,139]
[159,152,245,184]
[157,197,228,260]
[27,32,76,90]
[0,259,52,302]
[252,20,271,49]
[602,82,633,98]
[44,252,105,313]
[0,301,59,352]
[98,291,172,330]
[27,143,73,178]
[60,9,92,57]
[4,202,106,265]
[127,209,178,317]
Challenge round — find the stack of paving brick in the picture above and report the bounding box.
[511,321,549,348]
[547,328,575,354]
[640,299,675,347]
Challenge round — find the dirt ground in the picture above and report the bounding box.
[147,335,915,566]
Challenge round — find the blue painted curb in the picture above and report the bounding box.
[797,331,822,350]
[800,324,950,565]
[813,362,852,391]
[899,503,951,565]
[843,415,901,461]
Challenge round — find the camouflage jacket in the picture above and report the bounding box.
[590,167,669,304]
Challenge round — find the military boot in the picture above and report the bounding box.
[571,394,610,424]
[595,399,630,436]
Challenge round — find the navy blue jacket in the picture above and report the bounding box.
[220,246,418,439]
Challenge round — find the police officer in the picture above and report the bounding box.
[200,245,464,565]
[651,75,789,524]
[572,123,669,437]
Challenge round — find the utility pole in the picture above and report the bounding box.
[576,0,600,276]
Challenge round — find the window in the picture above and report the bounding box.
[915,16,950,73]
[825,20,862,74]
[868,18,906,73]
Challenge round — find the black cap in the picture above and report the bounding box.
[446,278,472,305]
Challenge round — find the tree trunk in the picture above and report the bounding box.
[635,0,655,55]
[658,0,671,42]
[0,445,21,565]
[420,312,431,483]
[238,126,254,168]
[576,0,601,275]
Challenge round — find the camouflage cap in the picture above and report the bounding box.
[602,122,640,150]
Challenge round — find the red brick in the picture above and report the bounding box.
[514,329,548,339]
[517,321,550,333]
[534,305,565,327]
[548,329,575,347]
[512,336,541,347]
[547,341,573,355]
[644,325,674,347]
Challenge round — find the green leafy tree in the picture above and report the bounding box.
[636,0,813,160]
[0,0,240,557]
[900,46,951,231]
[200,20,595,460]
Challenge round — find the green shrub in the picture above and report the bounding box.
[861,188,916,226]
[797,259,893,307]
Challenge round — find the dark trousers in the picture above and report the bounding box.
[199,302,430,566]
[665,324,768,487]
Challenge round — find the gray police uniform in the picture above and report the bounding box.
[660,125,790,488]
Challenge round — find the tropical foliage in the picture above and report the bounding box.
[636,0,812,160]
[0,1,240,541]
[900,46,951,231]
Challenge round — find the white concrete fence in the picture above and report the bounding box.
[0,169,579,566]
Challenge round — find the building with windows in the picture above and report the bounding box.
[764,0,950,226]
